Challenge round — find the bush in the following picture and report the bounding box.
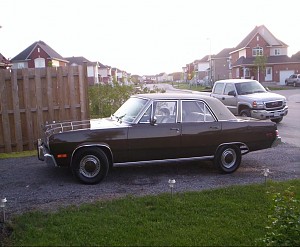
[258,186,300,246]
[88,83,165,118]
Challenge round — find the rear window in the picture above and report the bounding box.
[213,83,224,94]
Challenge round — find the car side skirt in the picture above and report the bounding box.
[113,156,214,167]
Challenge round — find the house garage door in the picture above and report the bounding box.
[279,70,294,85]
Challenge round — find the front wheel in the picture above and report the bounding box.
[72,148,109,184]
[214,145,241,173]
[240,109,251,117]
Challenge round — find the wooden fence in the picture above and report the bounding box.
[0,65,89,153]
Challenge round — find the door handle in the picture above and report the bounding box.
[170,128,180,132]
[210,126,219,130]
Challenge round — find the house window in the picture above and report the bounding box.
[17,63,25,69]
[235,68,239,78]
[244,68,250,77]
[275,49,280,55]
[34,58,45,68]
[252,46,263,56]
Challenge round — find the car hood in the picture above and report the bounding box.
[43,117,127,138]
[90,118,126,129]
[238,92,286,101]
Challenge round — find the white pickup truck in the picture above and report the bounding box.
[210,79,288,123]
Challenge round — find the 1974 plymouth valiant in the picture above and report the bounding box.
[38,93,281,184]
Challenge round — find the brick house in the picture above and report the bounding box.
[230,25,300,84]
[10,40,69,69]
[0,53,12,69]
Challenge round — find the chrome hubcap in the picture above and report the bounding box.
[221,148,236,169]
[79,155,101,178]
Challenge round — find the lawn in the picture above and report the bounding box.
[0,150,36,159]
[5,179,299,246]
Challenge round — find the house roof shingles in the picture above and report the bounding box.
[11,40,68,62]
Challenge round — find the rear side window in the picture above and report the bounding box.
[213,83,224,94]
[182,101,215,122]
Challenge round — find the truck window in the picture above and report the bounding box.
[212,83,224,94]
[224,83,235,95]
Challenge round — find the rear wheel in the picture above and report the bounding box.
[72,147,109,184]
[214,145,241,173]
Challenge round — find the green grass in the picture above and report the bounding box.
[6,180,299,246]
[0,150,36,159]
[172,83,208,92]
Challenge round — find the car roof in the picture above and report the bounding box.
[134,92,212,100]
[214,79,258,84]
[132,93,236,121]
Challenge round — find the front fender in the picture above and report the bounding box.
[71,143,113,167]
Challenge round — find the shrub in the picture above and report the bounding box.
[258,186,300,246]
[88,83,165,118]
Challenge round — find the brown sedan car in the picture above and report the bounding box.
[38,93,281,184]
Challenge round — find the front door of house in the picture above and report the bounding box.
[265,67,272,81]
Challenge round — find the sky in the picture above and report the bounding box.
[1,0,300,76]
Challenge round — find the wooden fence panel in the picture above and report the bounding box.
[0,65,89,153]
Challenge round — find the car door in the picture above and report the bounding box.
[221,83,238,115]
[180,100,221,158]
[127,100,181,162]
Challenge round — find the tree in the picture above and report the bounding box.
[254,55,267,82]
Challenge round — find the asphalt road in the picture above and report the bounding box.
[275,89,300,147]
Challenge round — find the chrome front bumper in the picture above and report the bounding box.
[251,106,288,120]
[37,139,58,167]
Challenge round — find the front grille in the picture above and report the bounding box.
[265,101,283,109]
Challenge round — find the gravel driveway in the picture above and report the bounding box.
[0,142,299,217]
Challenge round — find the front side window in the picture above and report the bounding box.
[182,101,214,123]
[153,101,177,123]
[224,83,235,95]
[252,47,263,56]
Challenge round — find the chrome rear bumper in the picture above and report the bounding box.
[272,136,282,147]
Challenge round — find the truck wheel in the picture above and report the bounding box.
[271,117,283,123]
[72,148,109,184]
[214,145,241,173]
[240,109,251,117]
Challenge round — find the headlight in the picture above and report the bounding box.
[283,99,287,106]
[252,101,264,109]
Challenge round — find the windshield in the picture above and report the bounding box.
[235,81,266,95]
[113,97,148,123]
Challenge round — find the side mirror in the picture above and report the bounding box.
[228,90,236,96]
[150,116,157,126]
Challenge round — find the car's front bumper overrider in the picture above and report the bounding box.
[37,139,58,167]
[251,106,288,120]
